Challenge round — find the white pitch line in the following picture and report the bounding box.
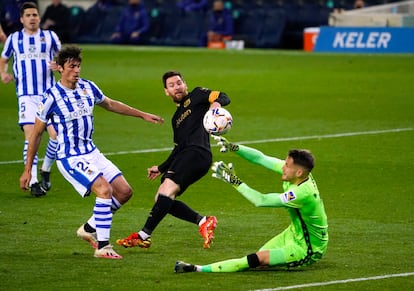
[0,127,412,165]
[253,272,414,291]
[234,127,413,146]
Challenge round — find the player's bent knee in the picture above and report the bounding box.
[158,179,180,198]
[113,186,133,204]
[92,177,112,199]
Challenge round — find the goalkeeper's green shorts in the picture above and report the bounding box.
[259,225,326,268]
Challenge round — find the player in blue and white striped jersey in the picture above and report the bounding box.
[0,2,61,196]
[19,45,164,259]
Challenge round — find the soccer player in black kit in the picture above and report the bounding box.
[117,71,231,249]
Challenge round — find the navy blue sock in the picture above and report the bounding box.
[168,200,203,225]
[142,194,174,235]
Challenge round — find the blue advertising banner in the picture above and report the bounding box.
[314,27,414,53]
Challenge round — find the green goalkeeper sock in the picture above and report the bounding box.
[201,257,250,273]
[269,249,286,266]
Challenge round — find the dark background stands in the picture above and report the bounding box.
[205,0,234,45]
[110,0,149,44]
[41,0,70,42]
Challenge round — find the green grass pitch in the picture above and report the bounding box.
[0,45,413,290]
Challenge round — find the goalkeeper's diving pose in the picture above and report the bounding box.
[175,137,328,273]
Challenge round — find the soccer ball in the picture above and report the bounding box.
[203,107,233,136]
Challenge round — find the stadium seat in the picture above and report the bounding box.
[151,10,207,47]
[233,8,265,47]
[283,1,301,31]
[281,1,325,49]
[76,5,105,43]
[70,0,364,48]
[315,5,332,26]
[98,6,123,43]
[68,6,85,43]
[147,10,181,46]
[157,0,180,12]
[256,8,286,48]
[297,3,322,28]
[172,11,207,46]
[76,4,124,44]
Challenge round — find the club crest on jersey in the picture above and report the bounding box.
[184,99,191,108]
[280,191,297,203]
[77,100,85,108]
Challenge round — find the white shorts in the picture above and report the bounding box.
[18,95,43,126]
[56,149,123,197]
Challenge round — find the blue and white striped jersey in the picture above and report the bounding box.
[1,29,61,97]
[37,78,106,159]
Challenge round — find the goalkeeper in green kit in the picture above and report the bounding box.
[175,136,328,273]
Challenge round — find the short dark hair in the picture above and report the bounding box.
[162,71,183,88]
[56,46,82,67]
[20,2,38,16]
[288,149,315,172]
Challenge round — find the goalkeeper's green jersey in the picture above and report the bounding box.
[235,145,328,255]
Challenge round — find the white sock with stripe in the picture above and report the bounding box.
[94,198,112,242]
[87,196,122,230]
[41,138,58,172]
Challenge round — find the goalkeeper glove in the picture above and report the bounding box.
[211,161,242,187]
[212,136,239,153]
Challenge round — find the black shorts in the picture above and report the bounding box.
[161,147,212,195]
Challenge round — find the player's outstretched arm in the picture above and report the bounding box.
[214,135,282,172]
[211,161,283,207]
[99,97,164,124]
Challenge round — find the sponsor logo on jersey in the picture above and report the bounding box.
[280,191,296,203]
[67,107,90,120]
[176,109,191,128]
[18,52,48,60]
